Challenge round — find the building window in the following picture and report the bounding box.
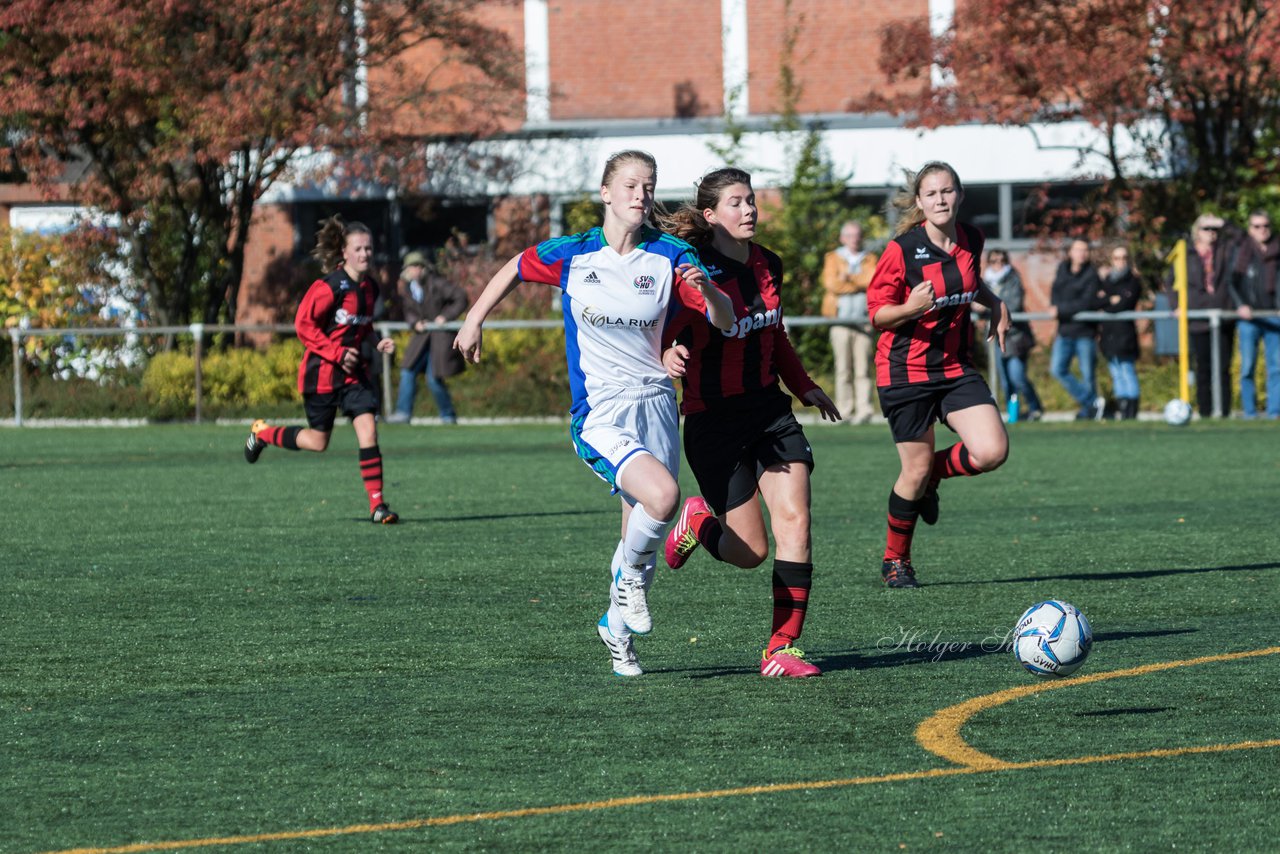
[294,200,395,264]
[1011,182,1104,239]
[401,198,489,253]
[962,184,1001,240]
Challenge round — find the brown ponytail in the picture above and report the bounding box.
[312,215,372,272]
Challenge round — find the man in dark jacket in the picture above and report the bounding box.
[1050,238,1105,420]
[387,251,468,423]
[1230,210,1280,419]
[1166,214,1236,418]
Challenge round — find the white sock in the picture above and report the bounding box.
[606,540,629,637]
[621,503,669,580]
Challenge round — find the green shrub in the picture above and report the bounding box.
[451,326,569,417]
[141,340,301,418]
[141,350,196,418]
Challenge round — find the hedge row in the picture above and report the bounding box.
[135,330,572,420]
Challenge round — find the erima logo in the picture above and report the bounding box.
[582,306,660,329]
[333,307,371,326]
[633,275,656,293]
[914,246,931,260]
[705,264,724,277]
[723,307,782,339]
[583,271,602,285]
[933,291,976,310]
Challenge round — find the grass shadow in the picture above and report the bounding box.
[927,562,1280,587]
[353,508,612,524]
[651,628,1198,679]
[813,627,1197,673]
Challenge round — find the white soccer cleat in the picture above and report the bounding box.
[597,616,642,677]
[611,570,653,635]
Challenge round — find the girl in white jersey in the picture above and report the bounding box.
[455,150,735,676]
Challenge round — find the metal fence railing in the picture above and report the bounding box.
[5,309,1270,425]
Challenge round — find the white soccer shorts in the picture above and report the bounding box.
[570,384,680,494]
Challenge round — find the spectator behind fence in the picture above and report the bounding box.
[1166,213,1236,418]
[1050,238,1105,420]
[821,220,878,423]
[387,251,467,424]
[1098,246,1142,420]
[1230,210,1280,419]
[981,248,1043,421]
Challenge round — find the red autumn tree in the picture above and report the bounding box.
[0,0,522,327]
[864,1,1280,235]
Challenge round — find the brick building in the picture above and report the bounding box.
[5,0,1135,324]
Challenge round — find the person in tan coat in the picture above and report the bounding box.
[821,221,879,422]
[387,251,468,423]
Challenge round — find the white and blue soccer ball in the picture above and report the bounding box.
[1013,600,1093,678]
[1163,398,1192,426]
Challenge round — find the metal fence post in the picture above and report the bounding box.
[1209,311,1223,417]
[379,322,393,418]
[10,327,22,427]
[987,334,1000,401]
[192,323,205,424]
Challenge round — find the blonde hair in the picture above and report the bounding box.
[891,161,964,237]
[313,215,372,272]
[655,167,753,247]
[600,150,657,188]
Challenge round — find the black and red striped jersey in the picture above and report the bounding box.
[295,269,379,395]
[868,223,985,388]
[666,243,817,414]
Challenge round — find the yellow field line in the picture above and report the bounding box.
[43,647,1280,854]
[916,646,1280,769]
[42,739,1280,854]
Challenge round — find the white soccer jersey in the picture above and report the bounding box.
[518,226,710,416]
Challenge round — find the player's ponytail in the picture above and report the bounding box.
[313,215,372,272]
[892,161,963,237]
[655,167,753,247]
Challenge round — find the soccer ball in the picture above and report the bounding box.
[1013,600,1093,678]
[1163,398,1192,426]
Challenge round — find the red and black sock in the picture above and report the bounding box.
[885,489,920,561]
[768,559,813,653]
[260,426,302,450]
[359,445,384,512]
[692,513,725,561]
[931,442,981,486]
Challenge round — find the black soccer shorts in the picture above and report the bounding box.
[303,381,380,432]
[683,391,815,514]
[878,372,996,444]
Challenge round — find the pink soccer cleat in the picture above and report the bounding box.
[760,645,822,678]
[664,496,712,569]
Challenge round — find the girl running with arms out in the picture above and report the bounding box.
[658,167,840,678]
[454,150,734,676]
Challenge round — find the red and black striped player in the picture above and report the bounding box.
[868,161,1010,587]
[244,216,400,524]
[658,167,840,678]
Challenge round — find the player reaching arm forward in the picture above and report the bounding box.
[455,150,732,677]
[656,167,839,679]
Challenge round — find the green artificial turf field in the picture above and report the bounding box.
[3,420,1278,852]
